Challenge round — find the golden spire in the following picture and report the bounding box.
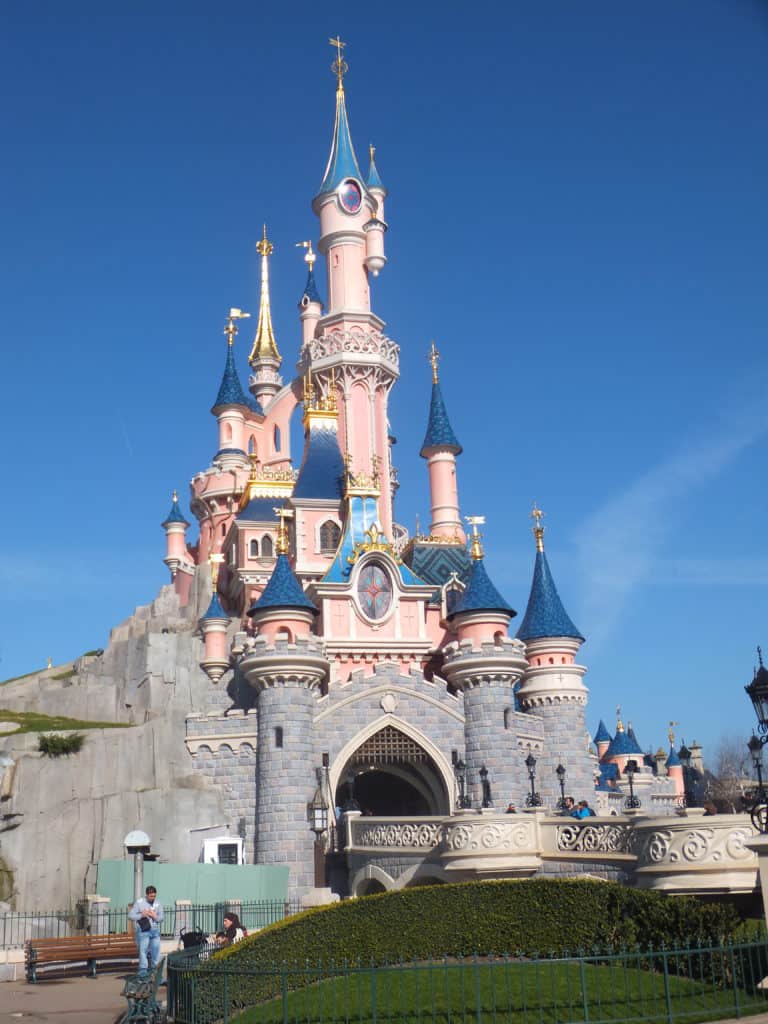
[225,307,251,347]
[615,705,624,733]
[428,341,440,384]
[249,225,281,367]
[274,507,294,556]
[465,515,485,560]
[531,503,545,552]
[329,36,347,92]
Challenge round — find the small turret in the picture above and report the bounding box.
[593,719,612,761]
[247,510,318,643]
[363,145,388,276]
[296,241,323,348]
[213,309,261,469]
[447,517,515,643]
[199,556,231,684]
[602,708,643,772]
[248,226,283,409]
[420,343,465,542]
[161,490,190,579]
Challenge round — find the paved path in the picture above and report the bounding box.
[0,973,129,1022]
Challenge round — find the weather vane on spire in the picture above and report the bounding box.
[428,341,440,384]
[465,515,486,560]
[329,36,348,89]
[224,307,251,346]
[296,240,316,271]
[531,503,546,552]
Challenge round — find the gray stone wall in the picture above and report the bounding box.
[463,683,537,810]
[256,683,317,895]
[522,703,595,810]
[189,742,256,855]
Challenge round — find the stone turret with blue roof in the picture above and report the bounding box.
[516,508,595,806]
[161,490,192,583]
[199,558,232,684]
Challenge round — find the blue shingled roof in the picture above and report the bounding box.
[237,497,279,523]
[212,344,260,412]
[516,550,583,642]
[322,495,425,587]
[600,763,619,780]
[318,88,365,196]
[420,382,462,457]
[603,728,643,759]
[301,267,323,306]
[593,719,612,745]
[162,496,189,527]
[448,557,516,619]
[666,746,681,768]
[247,554,317,615]
[367,150,386,192]
[202,592,228,620]
[293,425,345,501]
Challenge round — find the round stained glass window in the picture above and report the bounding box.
[356,561,392,620]
[338,178,362,214]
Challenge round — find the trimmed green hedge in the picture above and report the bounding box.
[217,879,739,967]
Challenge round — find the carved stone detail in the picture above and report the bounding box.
[556,823,633,854]
[356,822,441,849]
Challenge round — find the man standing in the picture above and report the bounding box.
[128,884,164,973]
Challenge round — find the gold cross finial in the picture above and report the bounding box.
[273,507,294,556]
[531,503,546,552]
[256,224,273,258]
[224,307,251,346]
[428,341,440,384]
[329,36,348,90]
[296,240,316,271]
[465,515,486,560]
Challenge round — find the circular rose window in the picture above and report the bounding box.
[356,561,392,620]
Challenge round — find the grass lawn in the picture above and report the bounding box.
[0,708,130,737]
[203,958,768,1024]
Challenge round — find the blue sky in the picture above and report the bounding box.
[1,1,767,758]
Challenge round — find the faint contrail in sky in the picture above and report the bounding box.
[575,398,768,651]
[118,416,134,456]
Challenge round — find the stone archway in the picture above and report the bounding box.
[334,723,450,815]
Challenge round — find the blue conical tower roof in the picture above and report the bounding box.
[247,555,317,616]
[212,342,260,413]
[317,85,365,196]
[517,548,583,642]
[366,146,386,192]
[162,492,189,527]
[604,724,643,760]
[202,592,228,620]
[301,266,323,307]
[448,556,515,619]
[420,381,462,456]
[665,746,681,768]
[593,720,612,745]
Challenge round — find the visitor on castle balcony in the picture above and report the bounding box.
[564,796,577,816]
[575,800,595,818]
[128,885,164,974]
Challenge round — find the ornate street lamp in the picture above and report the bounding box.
[555,764,567,812]
[744,648,768,833]
[479,765,492,809]
[524,751,542,808]
[454,758,471,810]
[308,769,329,888]
[623,759,641,810]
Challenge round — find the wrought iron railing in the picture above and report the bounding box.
[166,937,768,1024]
[0,900,300,949]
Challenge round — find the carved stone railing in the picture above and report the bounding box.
[631,814,758,893]
[350,817,443,853]
[551,820,635,859]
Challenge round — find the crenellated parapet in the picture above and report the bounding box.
[238,634,329,695]
[442,636,529,691]
[515,636,589,709]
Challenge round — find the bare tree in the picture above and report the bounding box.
[704,734,755,813]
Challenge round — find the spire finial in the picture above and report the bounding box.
[759,645,764,669]
[274,507,294,556]
[428,341,440,384]
[209,552,225,588]
[465,515,486,560]
[249,225,280,367]
[224,307,251,347]
[616,704,624,732]
[370,143,375,162]
[329,36,348,91]
[531,503,546,552]
[296,239,316,271]
[172,489,178,503]
[668,720,678,747]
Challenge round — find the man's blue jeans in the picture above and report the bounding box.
[137,928,161,972]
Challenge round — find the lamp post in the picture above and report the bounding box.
[555,764,567,812]
[479,765,492,809]
[623,759,641,810]
[454,759,471,810]
[308,769,329,888]
[524,752,542,808]
[745,649,768,834]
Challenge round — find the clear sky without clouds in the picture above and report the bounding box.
[1,1,767,757]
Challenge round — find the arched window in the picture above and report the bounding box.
[261,535,274,558]
[319,520,341,554]
[275,727,283,749]
[248,435,257,456]
[221,523,226,538]
[249,538,259,558]
[273,425,281,452]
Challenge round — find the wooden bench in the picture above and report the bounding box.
[25,932,138,982]
[119,956,166,1023]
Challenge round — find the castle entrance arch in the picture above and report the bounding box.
[334,724,450,816]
